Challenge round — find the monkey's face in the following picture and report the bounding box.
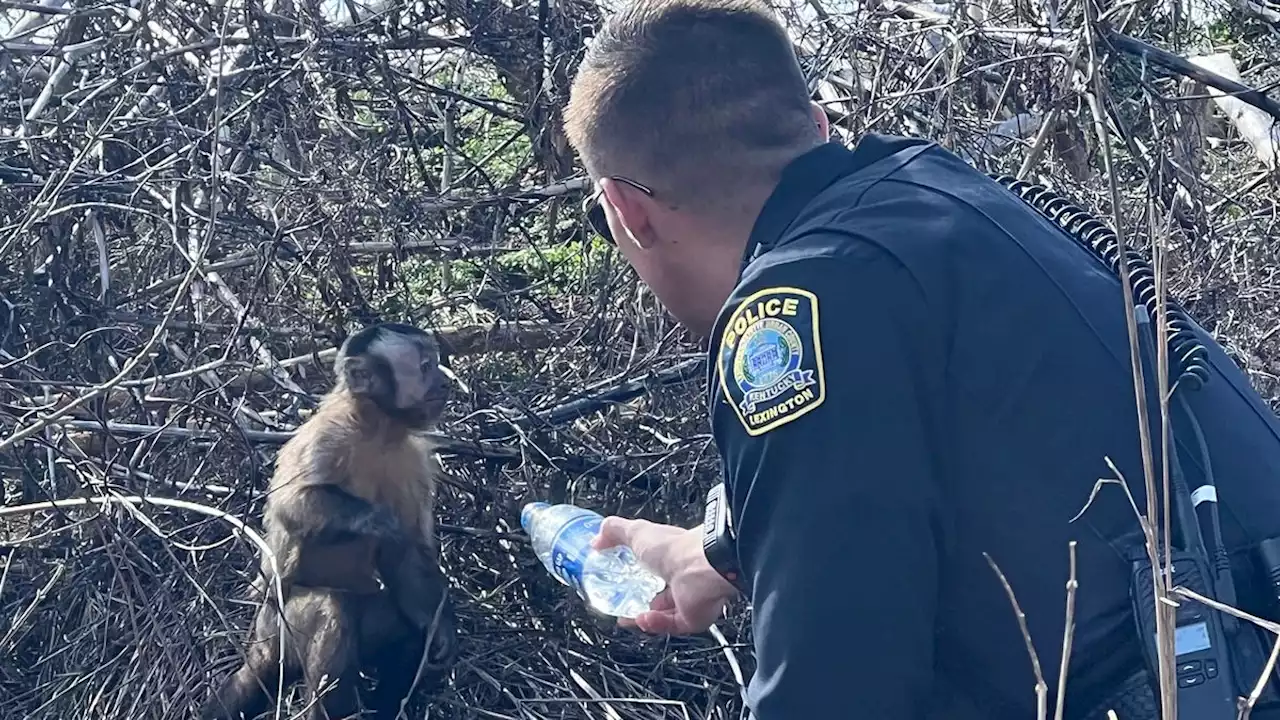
[338,324,453,430]
[391,339,451,429]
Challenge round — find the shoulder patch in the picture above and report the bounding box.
[716,286,826,436]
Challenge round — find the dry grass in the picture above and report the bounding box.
[3,0,1280,717]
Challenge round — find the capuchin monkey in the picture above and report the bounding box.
[202,323,459,720]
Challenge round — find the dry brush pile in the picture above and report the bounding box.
[3,0,1280,717]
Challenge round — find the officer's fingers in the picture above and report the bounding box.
[637,608,707,636]
[647,590,675,613]
[628,589,674,629]
[591,516,638,550]
[633,609,684,635]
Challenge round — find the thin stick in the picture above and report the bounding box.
[986,552,1048,720]
[1053,541,1079,720]
[1081,0,1177,713]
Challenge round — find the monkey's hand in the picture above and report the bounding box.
[349,505,402,540]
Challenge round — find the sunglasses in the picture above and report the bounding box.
[582,176,653,245]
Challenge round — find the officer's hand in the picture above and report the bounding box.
[592,517,740,636]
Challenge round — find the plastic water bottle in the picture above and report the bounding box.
[521,501,666,618]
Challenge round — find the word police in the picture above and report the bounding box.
[717,286,827,437]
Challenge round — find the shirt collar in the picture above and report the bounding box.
[740,139,859,268]
[707,134,927,398]
[704,141,860,407]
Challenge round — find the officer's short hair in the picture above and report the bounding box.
[563,0,821,212]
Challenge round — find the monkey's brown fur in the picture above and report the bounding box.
[203,323,458,720]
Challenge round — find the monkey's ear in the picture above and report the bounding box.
[342,355,376,395]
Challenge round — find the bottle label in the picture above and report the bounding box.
[549,513,601,596]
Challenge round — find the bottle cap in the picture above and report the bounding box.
[520,501,550,532]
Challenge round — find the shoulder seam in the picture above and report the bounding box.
[739,236,931,310]
[763,141,940,258]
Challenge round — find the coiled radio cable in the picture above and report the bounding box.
[989,174,1211,393]
[990,172,1237,628]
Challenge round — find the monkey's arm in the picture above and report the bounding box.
[378,541,458,670]
[378,540,453,632]
[272,483,404,544]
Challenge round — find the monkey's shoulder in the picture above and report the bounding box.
[265,427,348,492]
[271,406,344,454]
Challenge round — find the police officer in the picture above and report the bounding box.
[561,0,1280,718]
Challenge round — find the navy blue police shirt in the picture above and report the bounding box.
[706,134,1280,719]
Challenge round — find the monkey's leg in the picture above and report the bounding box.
[293,591,364,720]
[357,593,452,720]
[202,599,300,720]
[364,629,428,720]
[203,655,275,720]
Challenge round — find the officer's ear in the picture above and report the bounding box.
[600,178,660,251]
[810,101,830,142]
